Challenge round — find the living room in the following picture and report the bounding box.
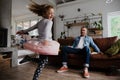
[11,0,120,39]
[0,0,120,80]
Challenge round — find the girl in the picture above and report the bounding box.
[17,1,59,80]
[17,2,55,46]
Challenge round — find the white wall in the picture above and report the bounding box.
[54,0,120,39]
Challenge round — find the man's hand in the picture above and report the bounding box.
[91,52,98,54]
[91,51,103,55]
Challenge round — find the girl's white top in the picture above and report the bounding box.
[24,18,53,41]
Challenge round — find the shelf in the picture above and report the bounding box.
[88,29,103,38]
[88,28,103,34]
[88,28,102,30]
[88,34,102,36]
[88,34,103,38]
[64,22,89,27]
[63,13,103,38]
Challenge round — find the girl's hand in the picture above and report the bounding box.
[16,30,24,35]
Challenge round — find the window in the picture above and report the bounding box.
[16,22,23,31]
[16,19,39,36]
[23,21,30,29]
[111,16,120,37]
[29,19,38,36]
[108,11,120,38]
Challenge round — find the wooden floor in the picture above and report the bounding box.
[0,56,120,80]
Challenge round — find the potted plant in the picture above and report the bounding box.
[60,31,66,39]
[93,20,103,30]
[92,20,103,34]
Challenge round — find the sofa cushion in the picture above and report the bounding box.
[105,39,120,56]
[93,36,118,52]
[58,37,74,46]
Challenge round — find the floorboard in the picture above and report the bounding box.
[0,56,119,80]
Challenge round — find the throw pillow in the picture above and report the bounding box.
[105,39,120,56]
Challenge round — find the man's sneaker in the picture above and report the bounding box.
[83,70,90,78]
[57,66,68,73]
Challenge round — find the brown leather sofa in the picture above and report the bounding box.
[48,36,120,69]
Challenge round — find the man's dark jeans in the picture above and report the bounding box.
[61,46,90,67]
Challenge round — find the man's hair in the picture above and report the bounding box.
[81,26,88,30]
[28,0,53,16]
[80,26,88,35]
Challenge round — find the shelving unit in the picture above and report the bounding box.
[64,22,89,27]
[88,28,103,38]
[63,13,103,38]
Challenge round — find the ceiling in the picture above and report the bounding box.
[12,0,50,18]
[56,0,76,4]
[12,0,92,18]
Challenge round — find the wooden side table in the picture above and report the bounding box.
[0,47,18,67]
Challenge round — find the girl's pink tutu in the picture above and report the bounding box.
[23,40,60,55]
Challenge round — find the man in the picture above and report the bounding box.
[57,26,100,78]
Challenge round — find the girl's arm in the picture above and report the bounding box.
[16,22,38,35]
[23,22,38,33]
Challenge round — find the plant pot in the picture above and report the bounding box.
[95,30,102,34]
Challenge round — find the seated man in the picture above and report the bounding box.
[57,26,100,78]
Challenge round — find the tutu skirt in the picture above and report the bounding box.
[23,40,60,55]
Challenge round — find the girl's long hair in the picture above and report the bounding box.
[28,0,53,16]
